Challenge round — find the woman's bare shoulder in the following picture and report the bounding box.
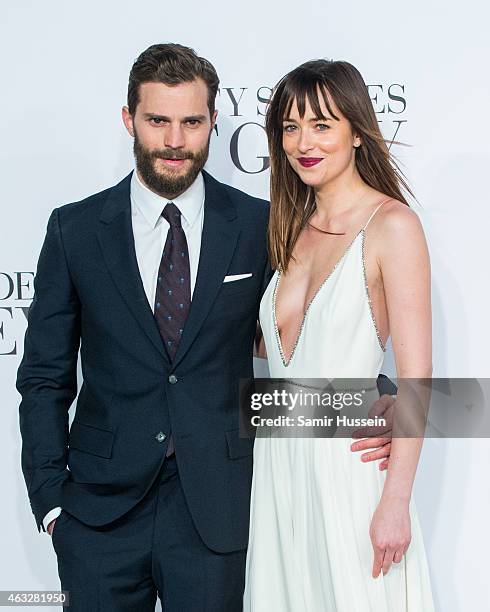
[372,198,423,235]
[368,198,427,259]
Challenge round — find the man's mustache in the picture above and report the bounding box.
[151,150,194,161]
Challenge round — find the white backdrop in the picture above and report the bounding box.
[1,1,489,610]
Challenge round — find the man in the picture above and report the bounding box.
[17,43,392,610]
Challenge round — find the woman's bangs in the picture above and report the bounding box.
[280,74,338,121]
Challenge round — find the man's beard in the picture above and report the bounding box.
[133,131,210,199]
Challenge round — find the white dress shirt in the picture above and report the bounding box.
[43,170,206,532]
[130,168,205,304]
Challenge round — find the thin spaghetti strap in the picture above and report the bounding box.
[362,198,393,231]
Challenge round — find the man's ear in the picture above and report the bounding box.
[122,106,135,137]
[211,110,218,131]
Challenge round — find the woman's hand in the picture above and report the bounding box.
[370,496,411,578]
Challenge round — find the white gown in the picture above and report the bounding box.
[243,204,434,611]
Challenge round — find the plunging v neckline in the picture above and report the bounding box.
[272,230,362,368]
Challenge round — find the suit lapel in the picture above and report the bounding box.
[96,173,169,362]
[172,171,239,368]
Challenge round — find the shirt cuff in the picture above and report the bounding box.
[43,507,62,533]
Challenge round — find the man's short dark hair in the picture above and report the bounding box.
[127,43,220,117]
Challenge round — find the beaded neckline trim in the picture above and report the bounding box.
[360,230,386,353]
[272,230,362,368]
[272,228,386,367]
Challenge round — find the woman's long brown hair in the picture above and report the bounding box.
[266,60,413,272]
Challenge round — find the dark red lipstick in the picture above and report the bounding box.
[298,157,323,167]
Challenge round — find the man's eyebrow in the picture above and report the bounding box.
[142,113,208,122]
[182,114,207,122]
[142,113,171,120]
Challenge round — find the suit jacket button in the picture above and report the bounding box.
[155,432,166,443]
[168,374,178,384]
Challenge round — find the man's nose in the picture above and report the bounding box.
[164,124,185,149]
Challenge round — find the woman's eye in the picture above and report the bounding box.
[283,125,296,133]
[316,123,330,130]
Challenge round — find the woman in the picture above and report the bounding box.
[244,60,434,611]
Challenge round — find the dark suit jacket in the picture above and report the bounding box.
[17,170,271,553]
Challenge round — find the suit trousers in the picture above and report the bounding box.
[52,456,247,611]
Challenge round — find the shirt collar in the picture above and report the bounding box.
[131,169,205,229]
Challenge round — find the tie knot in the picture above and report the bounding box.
[162,202,182,228]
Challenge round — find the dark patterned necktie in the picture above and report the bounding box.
[154,202,191,360]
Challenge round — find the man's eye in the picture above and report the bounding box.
[186,120,201,126]
[150,118,165,125]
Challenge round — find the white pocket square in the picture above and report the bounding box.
[223,273,253,283]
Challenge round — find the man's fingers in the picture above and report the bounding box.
[368,394,395,418]
[351,437,390,451]
[352,395,395,439]
[379,458,389,471]
[360,444,391,463]
[352,425,391,439]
